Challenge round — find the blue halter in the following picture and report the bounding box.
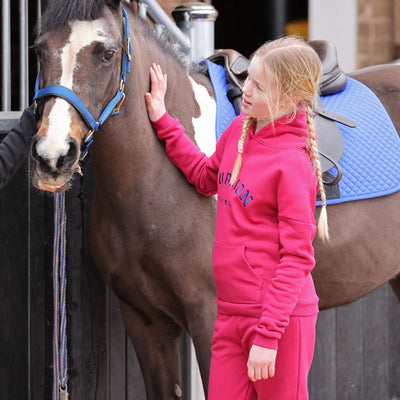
[33,7,132,159]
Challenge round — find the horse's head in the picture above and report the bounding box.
[31,0,130,192]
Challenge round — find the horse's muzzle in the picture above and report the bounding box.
[30,134,80,192]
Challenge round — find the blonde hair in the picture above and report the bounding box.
[231,36,329,240]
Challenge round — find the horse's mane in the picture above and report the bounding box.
[39,0,205,75]
[39,0,120,33]
[134,14,204,74]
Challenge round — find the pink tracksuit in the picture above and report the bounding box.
[153,110,319,399]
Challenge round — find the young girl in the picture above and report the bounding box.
[145,36,328,400]
[0,106,37,190]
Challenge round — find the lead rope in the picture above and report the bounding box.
[53,192,69,400]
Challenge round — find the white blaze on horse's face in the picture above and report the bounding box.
[36,18,111,163]
[189,77,217,156]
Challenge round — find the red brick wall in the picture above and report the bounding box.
[357,0,400,67]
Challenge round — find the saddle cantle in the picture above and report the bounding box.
[207,49,250,115]
[308,39,347,96]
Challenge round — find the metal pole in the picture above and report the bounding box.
[20,0,29,109]
[172,3,218,62]
[2,0,12,110]
[136,0,191,54]
[265,0,287,39]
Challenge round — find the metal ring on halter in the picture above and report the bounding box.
[84,130,94,144]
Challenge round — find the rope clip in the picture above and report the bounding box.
[59,386,69,400]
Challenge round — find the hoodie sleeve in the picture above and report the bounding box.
[0,106,37,190]
[253,149,318,350]
[152,111,229,196]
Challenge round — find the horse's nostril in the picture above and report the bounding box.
[64,138,79,163]
[55,138,79,170]
[66,139,78,159]
[56,156,65,169]
[31,136,45,164]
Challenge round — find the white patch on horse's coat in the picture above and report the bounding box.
[189,78,217,157]
[37,99,72,160]
[38,19,110,160]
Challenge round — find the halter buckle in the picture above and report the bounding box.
[125,38,132,61]
[113,93,126,114]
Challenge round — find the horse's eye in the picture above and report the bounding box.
[103,50,115,62]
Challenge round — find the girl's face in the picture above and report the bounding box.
[242,55,295,128]
[241,56,278,123]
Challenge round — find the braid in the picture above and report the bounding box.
[306,104,329,240]
[231,117,255,185]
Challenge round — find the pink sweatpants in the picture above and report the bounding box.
[208,313,317,400]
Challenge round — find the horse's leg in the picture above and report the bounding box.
[119,301,184,400]
[187,307,215,396]
[389,274,400,302]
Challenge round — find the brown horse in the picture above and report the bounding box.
[30,0,400,398]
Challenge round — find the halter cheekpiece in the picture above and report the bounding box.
[33,7,132,159]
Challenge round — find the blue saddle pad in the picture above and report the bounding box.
[204,63,400,206]
[202,60,237,141]
[317,77,400,205]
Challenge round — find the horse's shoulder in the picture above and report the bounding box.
[190,72,214,97]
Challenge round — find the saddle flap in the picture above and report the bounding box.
[314,114,344,172]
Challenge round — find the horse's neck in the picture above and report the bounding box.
[91,28,216,198]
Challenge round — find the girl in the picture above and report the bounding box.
[145,36,328,400]
[0,106,37,190]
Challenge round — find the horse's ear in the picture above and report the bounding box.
[107,0,123,7]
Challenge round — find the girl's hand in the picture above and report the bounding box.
[145,63,167,122]
[247,344,277,381]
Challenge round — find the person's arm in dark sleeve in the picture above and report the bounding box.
[0,106,37,190]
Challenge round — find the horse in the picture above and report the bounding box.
[30,0,400,398]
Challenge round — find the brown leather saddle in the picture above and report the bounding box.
[207,40,356,186]
[207,49,249,115]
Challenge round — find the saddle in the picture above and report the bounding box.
[207,40,357,186]
[207,49,249,115]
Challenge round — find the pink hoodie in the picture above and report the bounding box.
[153,110,319,350]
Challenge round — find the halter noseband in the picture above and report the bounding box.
[33,7,132,159]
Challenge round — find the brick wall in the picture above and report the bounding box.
[357,0,400,68]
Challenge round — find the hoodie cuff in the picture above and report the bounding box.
[252,333,279,351]
[152,111,173,131]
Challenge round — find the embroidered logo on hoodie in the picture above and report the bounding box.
[218,172,254,207]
